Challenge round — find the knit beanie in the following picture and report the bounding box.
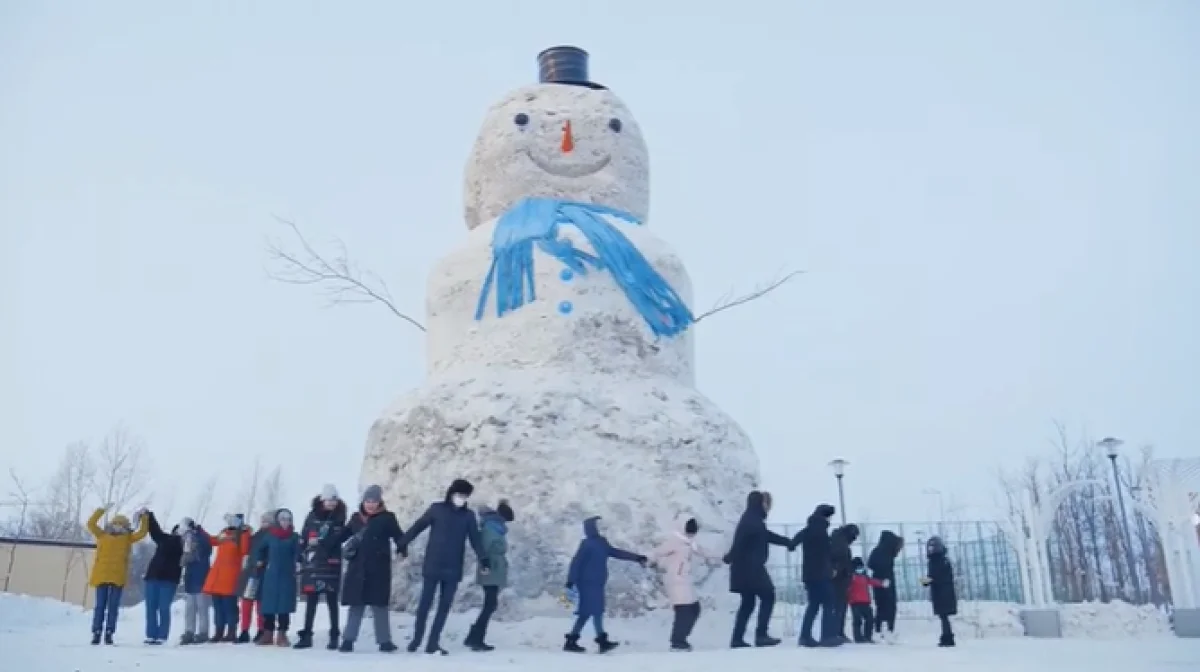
[362,484,383,502]
[496,499,514,522]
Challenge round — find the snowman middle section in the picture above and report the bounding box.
[425,210,696,386]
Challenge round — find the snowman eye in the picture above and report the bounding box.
[514,113,530,127]
[608,118,623,133]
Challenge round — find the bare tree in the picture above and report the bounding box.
[191,474,220,528]
[230,457,263,522]
[2,469,35,537]
[260,465,285,513]
[91,424,152,517]
[693,270,803,323]
[265,217,425,332]
[24,442,96,541]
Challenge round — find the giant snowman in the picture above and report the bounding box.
[361,46,760,614]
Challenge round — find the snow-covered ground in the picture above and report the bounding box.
[2,593,1196,671]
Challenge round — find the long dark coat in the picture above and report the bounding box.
[830,524,859,589]
[257,527,301,616]
[797,504,835,582]
[144,512,184,585]
[566,516,642,617]
[927,552,958,616]
[723,491,792,594]
[399,485,485,583]
[299,497,348,595]
[340,506,404,607]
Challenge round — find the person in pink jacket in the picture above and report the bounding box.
[649,514,722,651]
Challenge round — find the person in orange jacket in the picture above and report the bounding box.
[86,505,149,645]
[202,513,253,642]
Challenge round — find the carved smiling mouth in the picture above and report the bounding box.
[525,149,611,178]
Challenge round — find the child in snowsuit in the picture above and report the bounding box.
[256,508,301,647]
[921,536,958,647]
[564,516,647,654]
[295,485,347,650]
[847,557,886,643]
[178,518,212,644]
[86,506,149,645]
[237,512,274,643]
[649,514,722,651]
[202,513,252,642]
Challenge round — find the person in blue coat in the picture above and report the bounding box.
[563,516,647,654]
[255,508,301,647]
[179,519,213,644]
[399,478,490,655]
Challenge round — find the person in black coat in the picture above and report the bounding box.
[921,535,957,647]
[294,484,348,651]
[794,503,839,647]
[867,530,903,640]
[338,485,405,653]
[829,523,860,641]
[722,490,794,648]
[400,478,489,655]
[142,511,184,644]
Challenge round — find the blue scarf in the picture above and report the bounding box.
[474,198,694,338]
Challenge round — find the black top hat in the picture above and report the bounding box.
[537,45,606,90]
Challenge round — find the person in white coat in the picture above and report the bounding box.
[649,515,722,651]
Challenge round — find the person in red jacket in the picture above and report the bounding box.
[848,557,887,643]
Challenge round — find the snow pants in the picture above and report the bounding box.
[732,587,775,643]
[851,603,874,642]
[670,602,701,646]
[91,583,123,635]
[239,598,263,633]
[182,592,210,637]
[343,605,392,645]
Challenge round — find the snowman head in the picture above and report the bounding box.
[463,47,650,230]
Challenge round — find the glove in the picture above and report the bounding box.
[722,554,731,565]
[882,579,891,588]
[635,554,648,566]
[480,558,491,571]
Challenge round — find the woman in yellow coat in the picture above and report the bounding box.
[87,506,149,644]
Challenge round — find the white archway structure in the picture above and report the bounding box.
[1139,458,1200,611]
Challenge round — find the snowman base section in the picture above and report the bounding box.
[360,369,759,616]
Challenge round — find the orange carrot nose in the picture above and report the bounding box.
[561,120,575,153]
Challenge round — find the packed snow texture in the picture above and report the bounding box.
[3,593,1195,672]
[362,81,758,612]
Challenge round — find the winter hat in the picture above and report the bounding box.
[109,514,131,531]
[320,483,339,501]
[843,523,861,542]
[362,484,383,503]
[496,499,514,522]
[851,556,865,571]
[926,535,947,555]
[448,479,474,497]
[276,508,294,525]
[815,503,836,519]
[259,511,275,526]
[179,516,195,531]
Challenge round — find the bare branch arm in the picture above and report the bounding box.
[265,217,425,332]
[694,270,803,323]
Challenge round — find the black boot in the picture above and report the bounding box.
[463,624,480,648]
[292,631,313,649]
[326,631,340,651]
[251,630,266,644]
[799,636,820,648]
[211,626,226,643]
[104,632,114,645]
[379,641,397,653]
[563,634,586,653]
[755,633,781,647]
[425,641,449,655]
[938,633,956,647]
[595,634,619,654]
[90,632,101,646]
[235,630,250,644]
[338,639,354,653]
[670,641,692,652]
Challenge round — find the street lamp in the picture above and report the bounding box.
[829,458,849,526]
[1099,436,1142,602]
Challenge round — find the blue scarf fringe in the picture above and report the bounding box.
[474,198,694,338]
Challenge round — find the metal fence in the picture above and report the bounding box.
[764,520,1023,605]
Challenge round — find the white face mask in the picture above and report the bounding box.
[452,494,468,508]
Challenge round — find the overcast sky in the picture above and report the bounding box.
[2,1,1196,529]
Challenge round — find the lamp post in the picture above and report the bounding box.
[1100,436,1142,602]
[829,458,849,526]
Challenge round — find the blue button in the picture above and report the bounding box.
[558,300,573,315]
[560,268,574,282]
